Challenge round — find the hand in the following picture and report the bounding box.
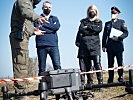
[112,36,118,41]
[83,26,88,29]
[38,17,49,24]
[102,47,106,52]
[75,43,80,47]
[34,27,45,35]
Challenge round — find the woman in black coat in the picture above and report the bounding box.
[75,5,103,85]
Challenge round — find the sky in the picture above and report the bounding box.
[0,0,133,77]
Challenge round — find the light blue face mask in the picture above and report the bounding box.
[111,14,118,20]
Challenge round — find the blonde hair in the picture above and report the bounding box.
[87,5,99,19]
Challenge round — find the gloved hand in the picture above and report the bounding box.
[102,47,106,52]
[112,36,119,41]
[83,26,88,29]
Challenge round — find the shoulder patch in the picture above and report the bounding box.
[122,23,127,27]
[26,2,29,4]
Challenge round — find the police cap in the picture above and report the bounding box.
[111,6,121,13]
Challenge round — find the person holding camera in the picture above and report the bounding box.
[76,5,103,86]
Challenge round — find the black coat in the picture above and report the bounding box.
[102,19,128,52]
[75,18,102,58]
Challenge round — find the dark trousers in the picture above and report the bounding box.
[83,55,102,84]
[79,58,86,82]
[107,50,123,83]
[37,46,61,76]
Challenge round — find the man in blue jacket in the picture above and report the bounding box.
[102,6,128,83]
[34,1,61,76]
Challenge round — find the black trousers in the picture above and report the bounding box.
[107,50,123,82]
[79,58,86,82]
[83,55,102,84]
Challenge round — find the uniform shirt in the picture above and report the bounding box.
[102,19,128,52]
[35,14,60,47]
[10,0,40,38]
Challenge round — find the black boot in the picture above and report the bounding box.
[118,69,124,82]
[118,76,123,82]
[108,70,114,83]
[98,79,103,92]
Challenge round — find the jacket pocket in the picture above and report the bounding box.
[15,24,25,40]
[16,50,28,67]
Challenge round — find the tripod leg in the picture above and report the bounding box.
[2,86,11,100]
[65,87,73,100]
[38,80,48,100]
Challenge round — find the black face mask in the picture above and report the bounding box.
[43,8,51,15]
[33,0,41,5]
[89,12,96,18]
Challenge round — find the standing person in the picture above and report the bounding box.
[75,31,87,84]
[9,0,48,99]
[34,1,61,99]
[102,6,128,83]
[34,1,61,76]
[76,5,103,85]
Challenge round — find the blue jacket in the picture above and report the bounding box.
[34,14,60,47]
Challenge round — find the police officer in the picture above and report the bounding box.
[76,5,103,85]
[102,6,128,83]
[9,0,48,99]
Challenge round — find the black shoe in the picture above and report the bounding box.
[118,77,123,82]
[98,81,104,92]
[87,81,93,84]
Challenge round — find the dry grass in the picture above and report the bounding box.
[0,71,133,100]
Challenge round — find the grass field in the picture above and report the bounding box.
[0,71,133,100]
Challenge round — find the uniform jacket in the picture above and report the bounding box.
[10,0,40,39]
[75,18,102,57]
[102,19,128,52]
[35,14,60,47]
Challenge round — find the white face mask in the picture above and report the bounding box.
[111,14,118,19]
